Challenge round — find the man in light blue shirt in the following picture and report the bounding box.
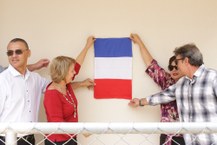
[129,43,217,145]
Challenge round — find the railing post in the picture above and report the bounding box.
[5,130,17,145]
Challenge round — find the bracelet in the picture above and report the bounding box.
[139,99,144,106]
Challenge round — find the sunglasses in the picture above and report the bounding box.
[6,49,28,56]
[168,65,178,71]
[175,58,184,64]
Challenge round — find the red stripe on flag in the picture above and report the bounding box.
[94,79,132,99]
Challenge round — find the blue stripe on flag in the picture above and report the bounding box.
[94,38,132,57]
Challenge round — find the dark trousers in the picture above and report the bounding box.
[0,134,35,145]
[45,138,77,145]
[160,134,185,145]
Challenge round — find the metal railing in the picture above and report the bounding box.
[1,122,217,145]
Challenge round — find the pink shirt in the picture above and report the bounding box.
[145,59,179,122]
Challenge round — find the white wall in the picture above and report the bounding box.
[1,0,217,144]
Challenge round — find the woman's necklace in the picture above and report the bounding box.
[64,89,77,118]
[53,83,77,118]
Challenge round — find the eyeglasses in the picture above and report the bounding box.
[168,65,178,71]
[175,58,184,64]
[6,49,28,56]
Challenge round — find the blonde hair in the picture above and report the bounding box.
[50,56,76,83]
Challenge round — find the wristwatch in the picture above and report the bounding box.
[139,99,144,106]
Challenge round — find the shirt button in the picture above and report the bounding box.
[29,110,31,113]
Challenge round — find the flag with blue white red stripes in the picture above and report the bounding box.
[94,38,132,99]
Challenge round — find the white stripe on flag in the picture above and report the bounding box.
[95,57,132,79]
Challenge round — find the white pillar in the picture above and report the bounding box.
[5,130,17,145]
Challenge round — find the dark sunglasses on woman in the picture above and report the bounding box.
[168,65,178,71]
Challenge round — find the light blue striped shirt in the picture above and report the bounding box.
[147,65,217,145]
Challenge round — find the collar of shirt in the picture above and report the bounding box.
[0,65,4,73]
[8,64,30,80]
[185,64,205,83]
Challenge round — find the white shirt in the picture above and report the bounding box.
[0,65,4,73]
[0,65,49,122]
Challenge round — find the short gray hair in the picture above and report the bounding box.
[174,43,203,66]
[9,38,29,49]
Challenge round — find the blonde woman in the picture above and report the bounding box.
[44,37,95,145]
